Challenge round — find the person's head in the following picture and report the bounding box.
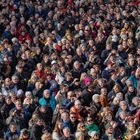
[86,116,93,125]
[63,127,71,138]
[116,92,123,101]
[137,57,140,66]
[36,117,44,126]
[97,78,106,87]
[9,91,16,102]
[119,101,127,110]
[90,68,97,77]
[15,99,22,110]
[39,105,47,113]
[88,131,99,140]
[41,133,52,140]
[100,88,107,96]
[135,68,140,79]
[92,94,100,104]
[132,97,140,106]
[128,85,134,93]
[31,113,39,123]
[74,100,82,110]
[61,112,69,122]
[77,122,86,132]
[0,130,6,140]
[25,91,32,99]
[105,123,114,134]
[70,112,77,122]
[36,63,43,71]
[76,47,82,56]
[16,64,24,73]
[4,77,11,86]
[43,89,50,99]
[126,79,133,87]
[5,96,12,105]
[35,81,43,89]
[73,61,80,70]
[113,84,121,93]
[80,72,87,81]
[113,97,120,105]
[67,91,75,100]
[119,111,127,120]
[9,122,17,133]
[65,72,72,81]
[20,129,29,139]
[128,58,135,66]
[54,120,63,132]
[75,131,85,140]
[11,75,19,84]
[127,121,136,132]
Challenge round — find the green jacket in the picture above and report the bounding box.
[86,123,100,134]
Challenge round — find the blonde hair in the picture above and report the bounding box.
[41,133,52,140]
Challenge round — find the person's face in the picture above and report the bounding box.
[70,114,77,122]
[87,118,93,124]
[93,133,99,140]
[98,80,105,87]
[128,122,136,132]
[114,86,120,93]
[62,113,69,121]
[128,86,134,93]
[44,90,50,98]
[16,101,22,110]
[37,119,43,126]
[95,96,100,103]
[12,77,19,84]
[58,122,63,129]
[80,124,86,132]
[137,58,140,65]
[135,69,140,79]
[63,128,70,137]
[137,48,140,55]
[17,66,23,73]
[120,103,127,110]
[5,78,11,86]
[75,103,82,110]
[133,98,139,106]
[74,62,80,69]
[6,98,12,105]
[37,63,43,71]
[128,59,135,66]
[101,88,107,95]
[40,106,47,113]
[10,125,16,133]
[68,92,75,100]
[106,125,113,134]
[120,112,126,120]
[66,75,72,81]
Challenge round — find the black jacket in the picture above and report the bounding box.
[30,124,44,140]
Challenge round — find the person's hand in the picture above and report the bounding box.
[73,78,79,83]
[127,132,134,140]
[12,110,17,116]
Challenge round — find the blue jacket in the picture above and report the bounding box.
[128,75,138,88]
[6,130,20,140]
[39,97,56,111]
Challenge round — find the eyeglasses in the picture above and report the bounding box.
[81,125,85,128]
[87,119,93,122]
[71,116,76,119]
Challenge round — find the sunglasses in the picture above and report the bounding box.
[71,116,76,119]
[87,119,93,122]
[81,125,85,128]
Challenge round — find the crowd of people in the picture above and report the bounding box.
[0,0,140,140]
